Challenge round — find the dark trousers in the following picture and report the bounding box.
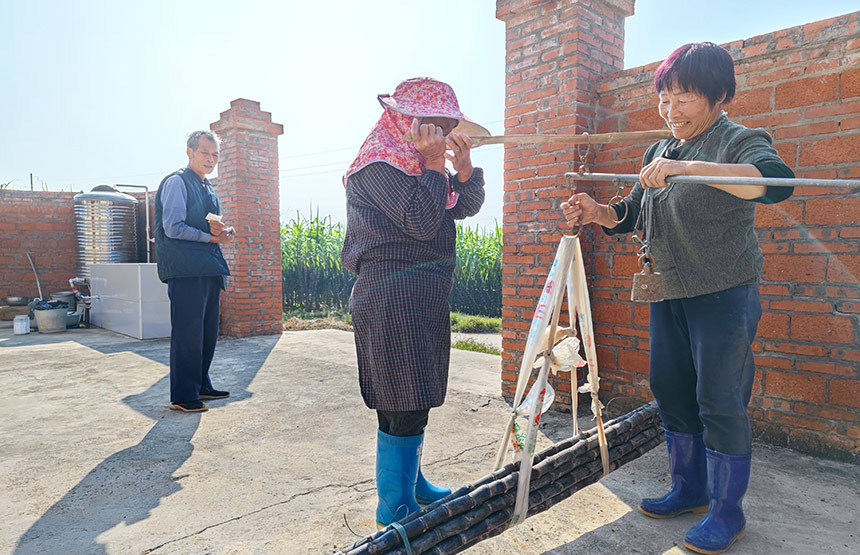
[167,276,222,404]
[377,409,430,437]
[649,284,761,456]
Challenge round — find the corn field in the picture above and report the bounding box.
[281,214,354,313]
[281,214,502,317]
[449,223,502,317]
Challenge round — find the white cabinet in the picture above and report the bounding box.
[90,263,170,339]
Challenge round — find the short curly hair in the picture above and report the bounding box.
[654,42,736,106]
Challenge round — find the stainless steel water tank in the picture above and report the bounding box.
[74,185,139,278]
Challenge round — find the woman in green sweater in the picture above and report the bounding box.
[562,42,794,554]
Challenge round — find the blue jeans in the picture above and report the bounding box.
[649,284,761,455]
[167,276,222,403]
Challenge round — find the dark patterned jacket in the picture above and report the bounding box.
[341,163,485,274]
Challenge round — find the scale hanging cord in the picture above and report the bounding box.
[563,133,596,239]
[564,138,630,235]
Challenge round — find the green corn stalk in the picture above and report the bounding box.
[451,222,502,317]
[281,214,502,317]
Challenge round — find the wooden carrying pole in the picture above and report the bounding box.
[403,129,673,148]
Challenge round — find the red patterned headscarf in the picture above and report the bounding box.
[346,108,424,179]
[344,78,490,208]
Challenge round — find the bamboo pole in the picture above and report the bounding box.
[565,172,860,189]
[468,130,673,147]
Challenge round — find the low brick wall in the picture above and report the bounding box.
[0,190,77,299]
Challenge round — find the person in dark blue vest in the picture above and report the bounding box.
[154,130,234,413]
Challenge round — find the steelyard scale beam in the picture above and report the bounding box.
[565,172,860,189]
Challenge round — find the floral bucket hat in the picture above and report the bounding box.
[377,77,491,138]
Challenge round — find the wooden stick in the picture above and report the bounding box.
[469,130,673,147]
[402,129,674,148]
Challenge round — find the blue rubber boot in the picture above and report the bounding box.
[414,433,452,505]
[639,431,709,518]
[375,430,421,529]
[683,449,751,554]
[415,464,452,505]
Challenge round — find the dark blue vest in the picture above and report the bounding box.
[154,168,230,285]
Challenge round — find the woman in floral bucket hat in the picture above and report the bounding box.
[341,77,489,529]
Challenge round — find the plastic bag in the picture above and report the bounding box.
[515,382,555,418]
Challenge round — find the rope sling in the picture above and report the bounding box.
[494,233,610,524]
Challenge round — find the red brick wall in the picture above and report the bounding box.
[496,0,635,410]
[211,99,284,338]
[498,1,860,461]
[0,190,157,298]
[0,190,77,299]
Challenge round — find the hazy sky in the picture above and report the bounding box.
[1,1,857,230]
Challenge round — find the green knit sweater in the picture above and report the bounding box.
[606,114,794,300]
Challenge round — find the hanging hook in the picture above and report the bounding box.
[607,178,628,224]
[576,133,592,176]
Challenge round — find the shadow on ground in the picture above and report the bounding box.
[13,334,279,555]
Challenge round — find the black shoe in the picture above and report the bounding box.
[199,388,230,400]
[170,400,209,413]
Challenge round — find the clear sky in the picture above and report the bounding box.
[1,1,857,230]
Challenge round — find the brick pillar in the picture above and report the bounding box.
[210,99,284,338]
[496,0,635,405]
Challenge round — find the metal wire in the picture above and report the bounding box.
[564,172,860,189]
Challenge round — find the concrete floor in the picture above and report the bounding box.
[0,326,858,555]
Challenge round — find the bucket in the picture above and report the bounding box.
[13,315,30,335]
[34,307,68,334]
[51,291,77,313]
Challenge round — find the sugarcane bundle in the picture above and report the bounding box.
[339,402,662,555]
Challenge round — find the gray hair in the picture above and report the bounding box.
[187,130,220,151]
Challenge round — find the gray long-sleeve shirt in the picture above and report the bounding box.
[159,174,213,243]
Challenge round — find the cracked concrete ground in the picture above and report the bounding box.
[1,326,858,555]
